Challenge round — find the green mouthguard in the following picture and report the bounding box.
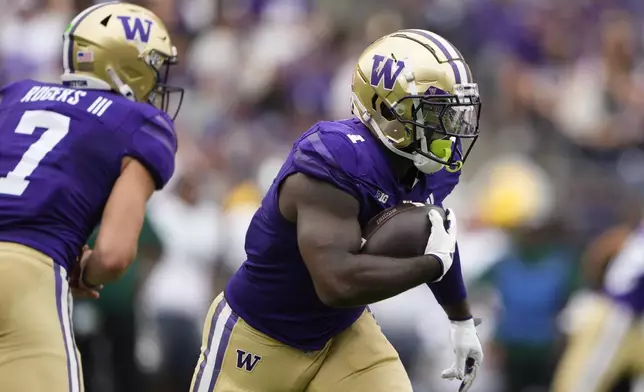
[429,139,453,160]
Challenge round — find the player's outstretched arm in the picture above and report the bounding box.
[81,157,156,287]
[280,173,446,308]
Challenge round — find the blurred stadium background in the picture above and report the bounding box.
[5,0,644,391]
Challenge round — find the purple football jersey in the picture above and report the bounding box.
[0,79,177,270]
[226,118,462,350]
[605,223,644,314]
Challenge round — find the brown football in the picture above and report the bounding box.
[360,203,446,258]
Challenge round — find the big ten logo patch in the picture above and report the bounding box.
[117,16,153,43]
[370,55,406,90]
[236,349,262,372]
[375,190,389,204]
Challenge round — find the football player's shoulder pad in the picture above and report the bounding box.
[292,120,367,201]
[0,79,32,94]
[122,103,177,190]
[0,79,42,105]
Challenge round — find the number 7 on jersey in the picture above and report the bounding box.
[0,110,70,196]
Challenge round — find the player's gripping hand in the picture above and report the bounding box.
[425,208,457,281]
[441,318,484,390]
[69,245,103,299]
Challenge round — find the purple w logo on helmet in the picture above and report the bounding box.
[117,16,153,43]
[370,55,406,90]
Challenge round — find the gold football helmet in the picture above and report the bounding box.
[60,2,183,119]
[351,29,481,173]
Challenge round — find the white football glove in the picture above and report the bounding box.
[441,318,484,389]
[425,208,457,281]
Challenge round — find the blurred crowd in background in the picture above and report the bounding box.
[3,0,644,391]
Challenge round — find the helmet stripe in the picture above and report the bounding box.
[454,60,469,84]
[402,29,455,60]
[63,1,119,73]
[421,30,460,58]
[418,30,473,83]
[402,29,466,84]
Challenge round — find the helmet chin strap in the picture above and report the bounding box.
[414,157,445,174]
[106,67,135,101]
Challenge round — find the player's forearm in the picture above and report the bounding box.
[82,247,135,286]
[441,300,473,320]
[319,253,443,308]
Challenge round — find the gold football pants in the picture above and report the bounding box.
[0,242,84,392]
[552,295,644,392]
[190,292,413,392]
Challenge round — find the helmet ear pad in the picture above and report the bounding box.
[370,95,415,149]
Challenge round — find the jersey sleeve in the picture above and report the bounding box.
[123,111,177,190]
[428,243,468,306]
[433,172,460,206]
[291,125,364,203]
[427,160,466,305]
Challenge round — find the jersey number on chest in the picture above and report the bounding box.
[0,110,70,196]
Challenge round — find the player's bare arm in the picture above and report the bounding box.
[81,157,155,287]
[280,172,445,308]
